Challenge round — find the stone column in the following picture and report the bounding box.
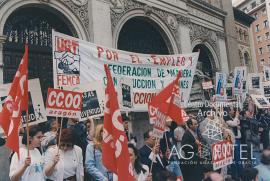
[217,33,229,74]
[89,0,113,47]
[221,0,241,70]
[0,35,6,84]
[177,15,192,53]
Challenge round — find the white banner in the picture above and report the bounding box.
[52,31,199,111]
[215,72,227,102]
[0,79,47,127]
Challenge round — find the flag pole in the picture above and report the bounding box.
[57,117,63,153]
[26,111,30,156]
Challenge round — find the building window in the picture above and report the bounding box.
[266,32,270,40]
[259,47,263,55]
[257,35,261,42]
[254,13,258,19]
[262,8,267,15]
[251,2,256,9]
[256,24,260,32]
[261,59,265,65]
[264,20,269,28]
[268,44,270,52]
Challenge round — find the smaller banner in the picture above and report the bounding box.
[263,82,270,97]
[212,140,233,170]
[263,66,270,81]
[0,79,46,127]
[153,109,167,138]
[202,81,213,90]
[248,73,263,91]
[64,81,104,121]
[226,84,233,100]
[215,72,227,102]
[46,88,82,118]
[233,66,246,95]
[250,94,270,109]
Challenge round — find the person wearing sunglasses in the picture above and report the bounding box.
[44,128,84,181]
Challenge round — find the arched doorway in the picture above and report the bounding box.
[3,7,77,99]
[191,44,216,103]
[117,17,170,54]
[117,17,172,147]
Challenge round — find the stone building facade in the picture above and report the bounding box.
[0,0,240,179]
[234,7,256,73]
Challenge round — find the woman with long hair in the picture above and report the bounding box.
[85,124,113,181]
[44,128,84,181]
[128,143,151,181]
[9,125,59,181]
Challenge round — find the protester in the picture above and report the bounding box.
[86,118,95,144]
[174,125,185,151]
[0,136,5,147]
[155,170,177,181]
[255,147,270,180]
[9,125,57,181]
[203,172,224,181]
[113,143,151,181]
[123,114,137,146]
[44,128,84,181]
[85,124,113,181]
[240,168,258,181]
[41,118,59,152]
[181,118,202,181]
[139,130,168,180]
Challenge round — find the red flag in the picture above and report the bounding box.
[102,64,134,181]
[0,45,28,157]
[148,71,184,125]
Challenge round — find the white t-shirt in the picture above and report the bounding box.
[44,145,84,181]
[9,147,45,181]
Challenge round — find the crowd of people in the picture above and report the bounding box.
[2,97,270,181]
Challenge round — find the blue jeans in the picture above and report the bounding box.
[167,161,183,177]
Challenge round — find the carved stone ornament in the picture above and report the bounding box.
[62,0,89,34]
[110,0,179,32]
[189,23,220,60]
[176,14,190,25]
[71,0,88,6]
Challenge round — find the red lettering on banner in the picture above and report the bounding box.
[130,54,142,64]
[57,75,80,86]
[56,37,79,54]
[46,88,82,111]
[96,46,119,61]
[149,55,189,66]
[133,92,156,104]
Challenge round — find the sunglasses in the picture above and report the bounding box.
[59,142,73,148]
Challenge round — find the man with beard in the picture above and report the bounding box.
[255,147,270,180]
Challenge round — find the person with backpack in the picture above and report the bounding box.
[85,124,113,181]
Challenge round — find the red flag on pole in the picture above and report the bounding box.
[148,71,184,125]
[0,45,28,157]
[102,64,134,181]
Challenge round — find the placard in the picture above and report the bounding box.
[250,94,270,109]
[215,72,227,102]
[46,88,82,118]
[212,140,233,170]
[0,79,47,127]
